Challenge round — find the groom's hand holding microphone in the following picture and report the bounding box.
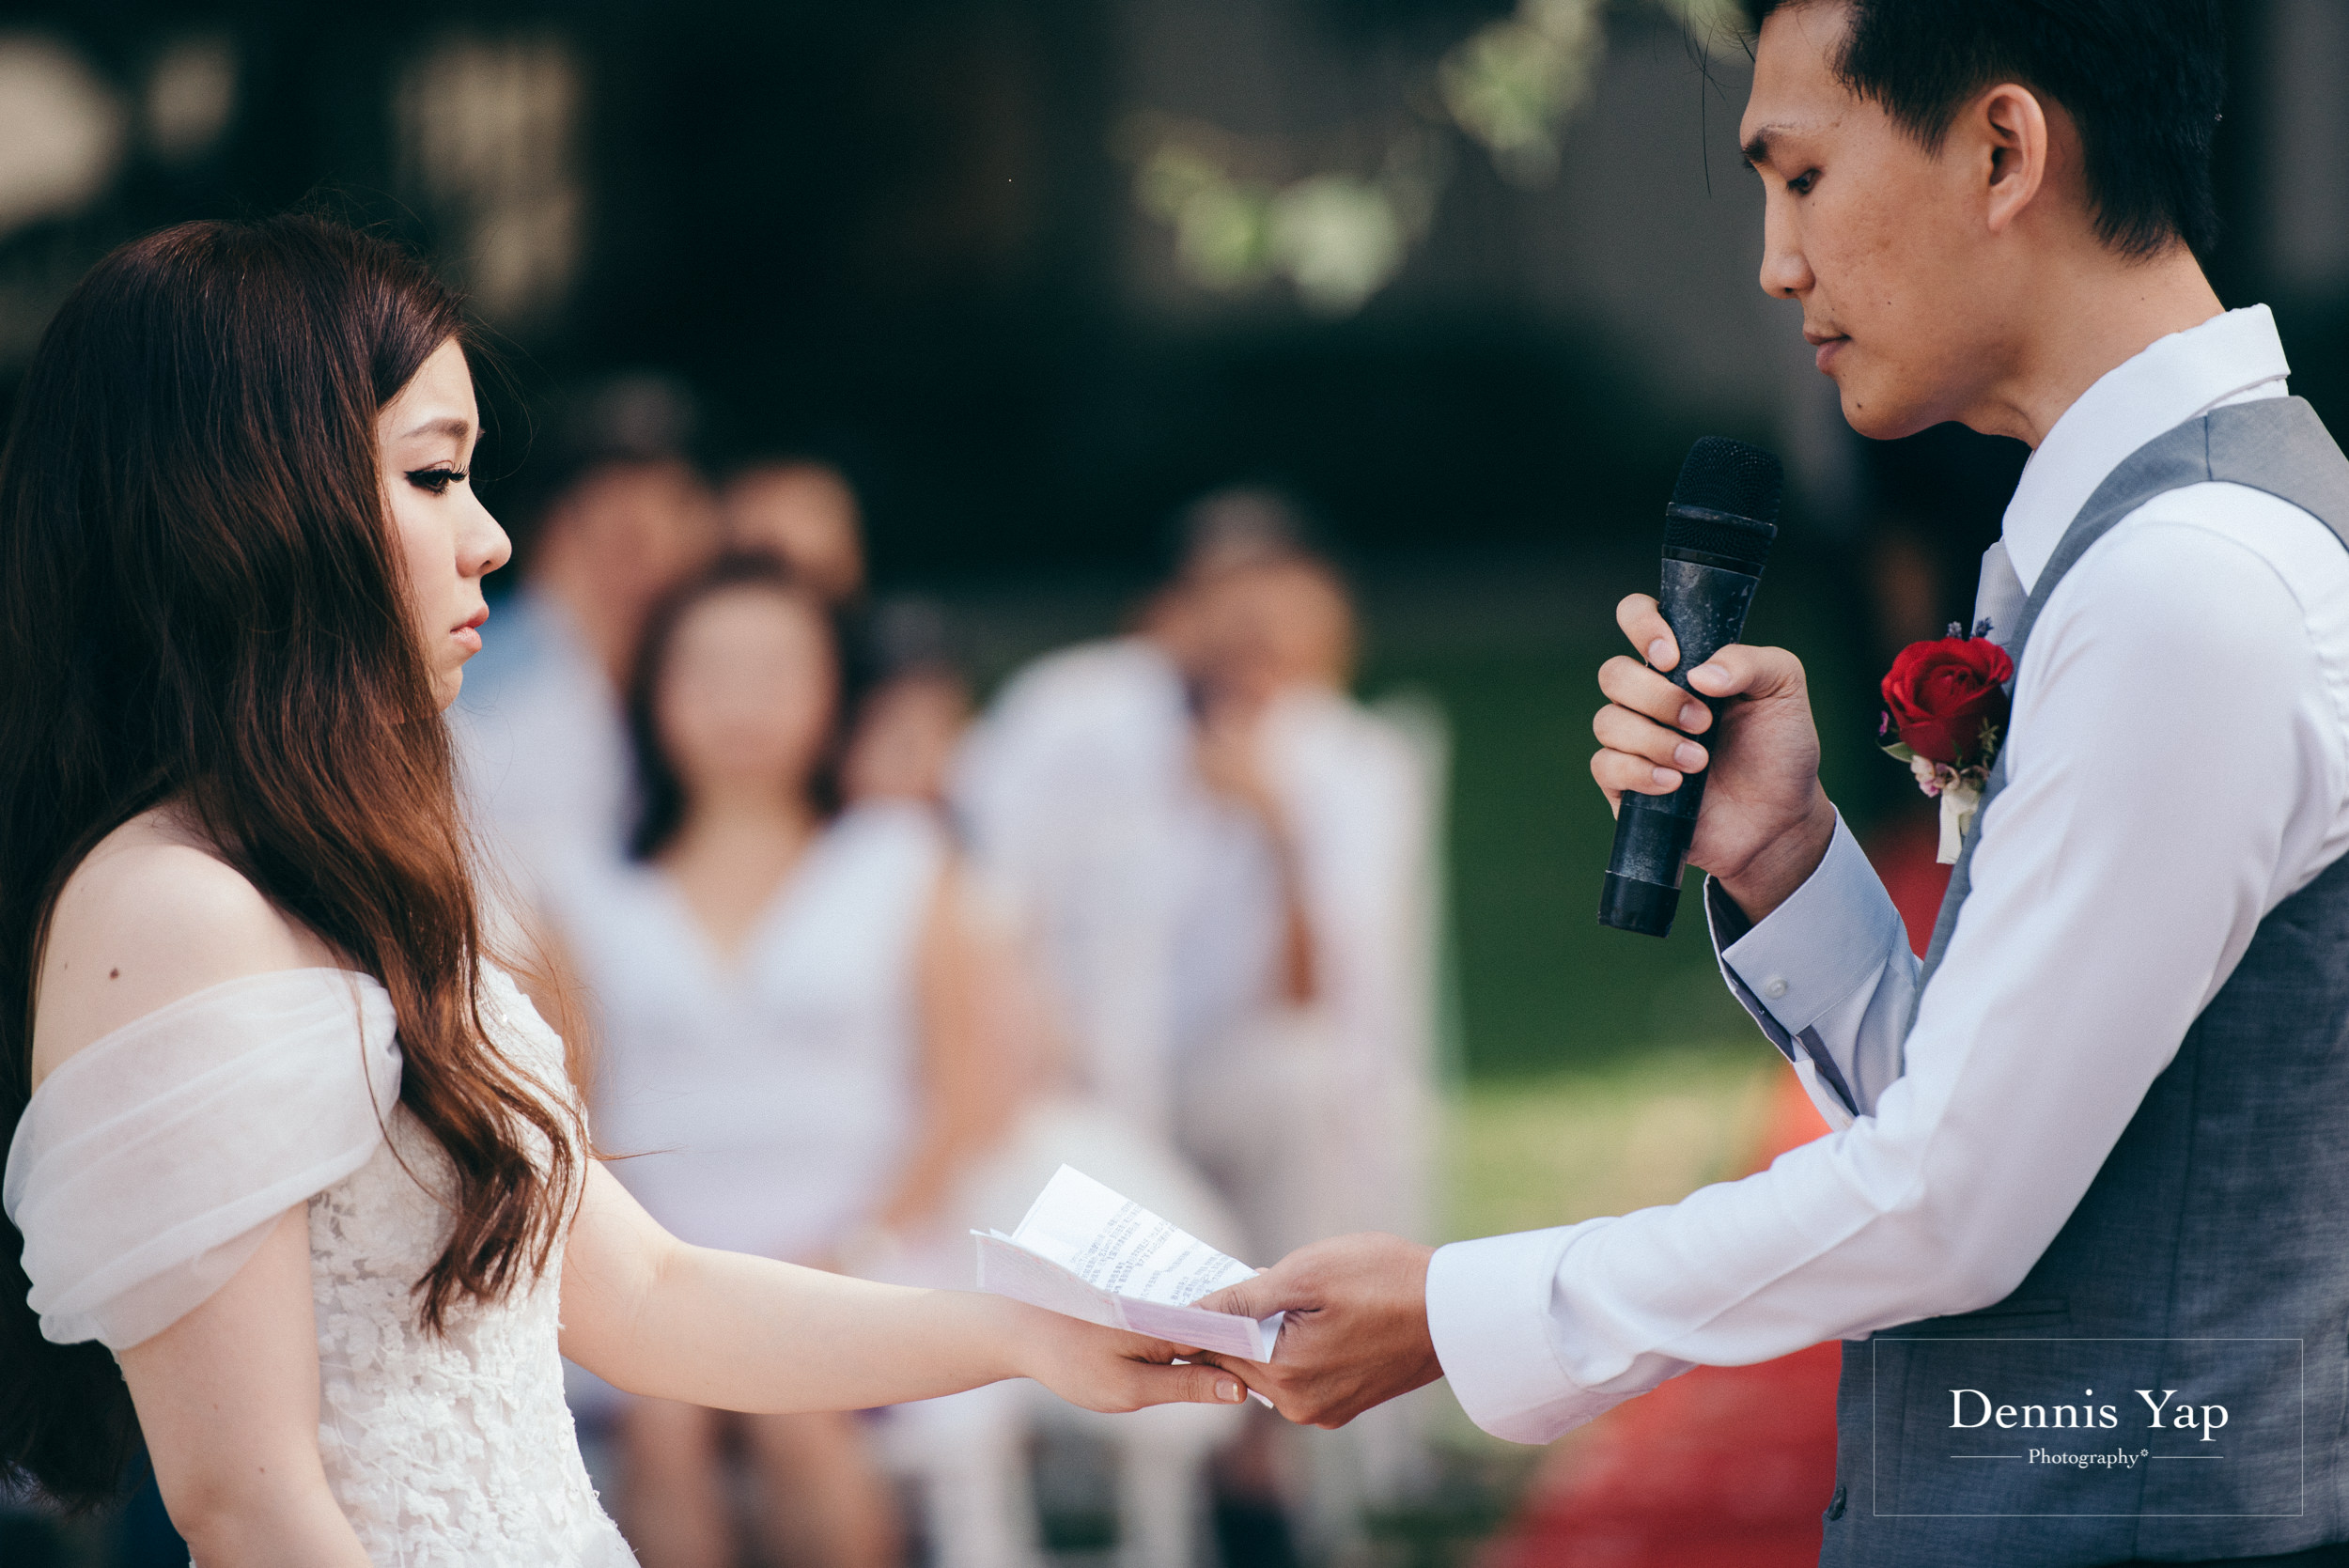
[1190,438,1841,1426]
[1593,593,1835,924]
[1593,437,1833,927]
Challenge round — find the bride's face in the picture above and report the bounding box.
[379,338,511,709]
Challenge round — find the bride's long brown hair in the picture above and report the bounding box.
[0,215,581,1510]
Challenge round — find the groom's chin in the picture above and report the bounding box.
[1832,372,1952,444]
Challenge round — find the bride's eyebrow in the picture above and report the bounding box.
[399,415,474,442]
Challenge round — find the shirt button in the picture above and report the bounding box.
[1825,1483,1847,1521]
[1763,976,1789,1000]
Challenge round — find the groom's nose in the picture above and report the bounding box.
[1759,196,1812,302]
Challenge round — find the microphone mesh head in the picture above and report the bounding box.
[1664,437,1781,570]
[1670,437,1783,526]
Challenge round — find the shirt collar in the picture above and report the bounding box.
[2000,304,2292,591]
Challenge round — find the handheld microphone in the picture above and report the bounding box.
[1598,437,1783,937]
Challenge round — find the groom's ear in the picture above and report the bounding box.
[1972,83,2059,240]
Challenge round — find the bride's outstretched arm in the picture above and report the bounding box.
[557,1161,1248,1414]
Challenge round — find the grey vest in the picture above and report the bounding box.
[1822,397,2349,1568]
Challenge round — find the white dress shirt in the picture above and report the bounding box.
[1424,305,2349,1444]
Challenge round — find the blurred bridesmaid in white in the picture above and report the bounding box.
[549,551,1016,1568]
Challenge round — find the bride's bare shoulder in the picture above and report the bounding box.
[32,808,339,1089]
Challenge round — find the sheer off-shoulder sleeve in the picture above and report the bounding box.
[4,969,400,1350]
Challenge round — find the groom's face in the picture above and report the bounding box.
[1742,2,2005,440]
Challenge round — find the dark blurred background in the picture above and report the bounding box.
[1,0,2341,1064]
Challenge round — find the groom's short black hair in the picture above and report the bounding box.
[1747,0,2225,260]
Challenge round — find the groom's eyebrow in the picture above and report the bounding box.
[1740,127,1784,170]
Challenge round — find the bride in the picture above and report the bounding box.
[0,215,1243,1566]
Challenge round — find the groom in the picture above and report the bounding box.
[1195,2,2349,1563]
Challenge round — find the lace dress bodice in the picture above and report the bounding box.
[307,968,635,1567]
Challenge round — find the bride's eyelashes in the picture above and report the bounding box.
[404,466,467,496]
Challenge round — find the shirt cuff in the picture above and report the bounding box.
[1705,877,1795,1063]
[1426,1222,1629,1445]
[1712,811,1905,1045]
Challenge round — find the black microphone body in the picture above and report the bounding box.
[1599,438,1783,937]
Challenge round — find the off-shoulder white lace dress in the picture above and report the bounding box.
[4,965,637,1567]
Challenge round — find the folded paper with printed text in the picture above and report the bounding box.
[974,1165,1283,1362]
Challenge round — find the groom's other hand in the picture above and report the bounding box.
[1189,1234,1440,1428]
[1593,593,1837,922]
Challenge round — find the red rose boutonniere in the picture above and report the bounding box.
[1880,623,2015,863]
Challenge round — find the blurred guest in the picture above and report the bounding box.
[724,456,979,811]
[847,664,972,807]
[955,491,1441,1553]
[721,457,865,604]
[846,597,974,809]
[452,376,718,894]
[550,552,1017,1568]
[1174,548,1433,1265]
[951,567,1203,1135]
[958,492,1436,1241]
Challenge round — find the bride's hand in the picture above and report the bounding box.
[999,1299,1250,1413]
